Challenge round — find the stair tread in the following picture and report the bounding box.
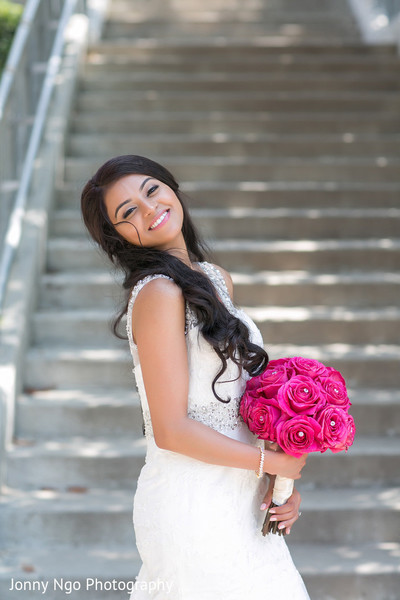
[20,386,139,405]
[25,343,400,359]
[291,541,400,574]
[48,237,400,249]
[33,306,400,321]
[69,131,400,141]
[8,437,147,457]
[40,269,400,285]
[79,72,400,83]
[1,486,398,513]
[20,385,400,403]
[24,343,400,359]
[53,207,400,218]
[8,434,400,456]
[1,542,399,579]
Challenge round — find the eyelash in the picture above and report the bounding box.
[147,184,158,196]
[123,207,136,219]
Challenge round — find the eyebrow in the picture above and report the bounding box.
[139,176,153,191]
[114,177,154,218]
[114,199,130,219]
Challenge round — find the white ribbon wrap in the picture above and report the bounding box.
[272,475,294,506]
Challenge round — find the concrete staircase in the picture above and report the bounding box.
[1,0,400,598]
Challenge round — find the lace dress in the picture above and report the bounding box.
[127,262,310,600]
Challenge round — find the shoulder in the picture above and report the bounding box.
[209,263,234,299]
[132,276,184,310]
[130,276,185,343]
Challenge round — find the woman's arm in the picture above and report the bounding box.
[132,277,306,479]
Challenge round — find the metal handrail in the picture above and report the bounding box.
[0,0,87,315]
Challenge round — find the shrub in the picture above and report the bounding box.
[0,1,23,72]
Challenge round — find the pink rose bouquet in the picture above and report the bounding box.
[240,356,355,535]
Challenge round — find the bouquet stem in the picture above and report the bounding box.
[262,502,284,536]
[261,475,294,536]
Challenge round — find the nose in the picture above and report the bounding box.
[141,196,158,216]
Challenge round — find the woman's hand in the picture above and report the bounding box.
[265,449,307,480]
[260,485,302,535]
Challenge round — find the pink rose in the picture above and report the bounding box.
[276,415,322,458]
[239,390,257,422]
[288,357,330,380]
[319,376,350,409]
[317,406,350,452]
[241,397,281,441]
[277,375,325,417]
[245,374,263,394]
[324,367,346,386]
[258,359,294,397]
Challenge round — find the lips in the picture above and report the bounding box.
[149,209,170,230]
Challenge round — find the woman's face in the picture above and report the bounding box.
[104,174,185,251]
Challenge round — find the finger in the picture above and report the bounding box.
[260,491,272,511]
[271,513,301,535]
[270,499,298,514]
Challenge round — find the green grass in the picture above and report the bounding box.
[0,1,23,72]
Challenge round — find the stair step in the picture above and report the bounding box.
[64,155,400,184]
[6,437,146,490]
[32,306,400,346]
[88,38,397,53]
[291,542,400,600]
[105,11,358,25]
[85,52,400,74]
[0,545,140,600]
[16,388,142,439]
[75,90,400,113]
[51,207,400,238]
[16,384,400,438]
[1,486,398,549]
[213,238,400,272]
[68,132,400,158]
[87,38,391,51]
[5,434,400,490]
[57,181,400,210]
[103,23,360,41]
[71,111,400,135]
[23,344,400,388]
[0,488,137,548]
[38,269,400,310]
[46,237,400,273]
[107,0,358,11]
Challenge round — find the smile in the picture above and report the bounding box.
[149,210,170,230]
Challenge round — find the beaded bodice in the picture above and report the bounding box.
[126,262,263,441]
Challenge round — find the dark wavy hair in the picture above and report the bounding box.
[81,155,268,402]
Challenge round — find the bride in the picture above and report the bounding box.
[81,155,310,599]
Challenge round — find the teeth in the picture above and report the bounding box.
[150,211,168,230]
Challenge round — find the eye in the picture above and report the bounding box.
[147,185,159,196]
[123,206,136,219]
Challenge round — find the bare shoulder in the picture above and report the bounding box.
[210,263,234,299]
[133,276,184,311]
[131,277,185,342]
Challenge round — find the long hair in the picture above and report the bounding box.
[81,155,268,401]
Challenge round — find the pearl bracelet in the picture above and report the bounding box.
[255,447,265,478]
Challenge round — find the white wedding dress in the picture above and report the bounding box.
[127,262,310,600]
